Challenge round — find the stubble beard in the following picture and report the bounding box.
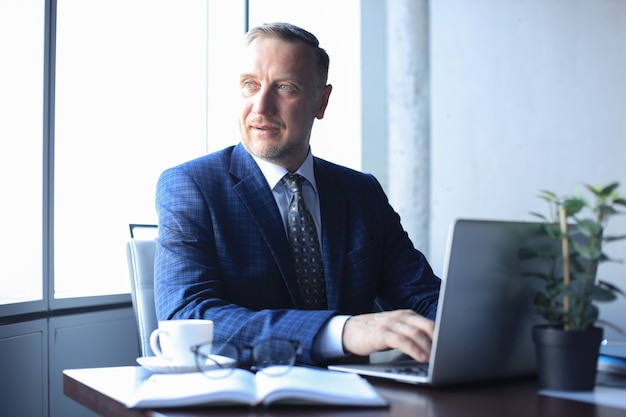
[242,130,308,169]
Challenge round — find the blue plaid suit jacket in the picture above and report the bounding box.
[154,143,440,364]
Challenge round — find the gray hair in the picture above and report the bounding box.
[245,22,330,86]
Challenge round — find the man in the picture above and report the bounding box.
[154,22,440,366]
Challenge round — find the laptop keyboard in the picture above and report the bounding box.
[384,363,429,377]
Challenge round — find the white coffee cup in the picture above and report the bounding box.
[149,319,213,366]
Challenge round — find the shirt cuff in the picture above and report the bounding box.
[313,315,351,360]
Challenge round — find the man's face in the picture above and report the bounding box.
[238,36,331,172]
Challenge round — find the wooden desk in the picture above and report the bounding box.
[64,366,623,417]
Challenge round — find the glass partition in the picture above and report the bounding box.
[0,0,45,306]
[53,0,213,299]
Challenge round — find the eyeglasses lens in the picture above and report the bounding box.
[195,342,238,378]
[252,340,296,375]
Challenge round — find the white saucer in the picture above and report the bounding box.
[136,355,238,374]
[136,356,198,373]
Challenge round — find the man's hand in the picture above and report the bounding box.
[342,309,435,362]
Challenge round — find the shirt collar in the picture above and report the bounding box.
[251,149,318,193]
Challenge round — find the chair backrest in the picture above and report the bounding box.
[126,238,158,357]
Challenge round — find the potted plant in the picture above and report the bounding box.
[521,182,626,391]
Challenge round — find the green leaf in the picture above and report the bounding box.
[542,223,563,239]
[545,284,563,298]
[572,270,595,282]
[538,190,558,201]
[600,182,620,197]
[529,212,550,222]
[595,319,626,335]
[571,240,603,261]
[589,286,618,302]
[599,280,626,297]
[534,292,554,307]
[604,234,626,243]
[576,219,602,238]
[562,198,585,216]
[585,183,617,198]
[581,304,600,327]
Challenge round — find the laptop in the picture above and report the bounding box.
[329,218,552,386]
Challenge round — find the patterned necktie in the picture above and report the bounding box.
[281,173,327,309]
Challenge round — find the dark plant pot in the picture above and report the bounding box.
[532,325,603,391]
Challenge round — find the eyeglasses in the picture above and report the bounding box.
[190,339,300,378]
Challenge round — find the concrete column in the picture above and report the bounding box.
[386,0,430,253]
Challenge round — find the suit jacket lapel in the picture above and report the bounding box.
[229,144,304,307]
[314,160,348,310]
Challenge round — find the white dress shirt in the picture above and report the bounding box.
[251,150,349,361]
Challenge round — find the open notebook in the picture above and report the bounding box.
[330,219,551,386]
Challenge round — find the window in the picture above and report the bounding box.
[53,0,215,299]
[0,0,44,306]
[1,0,361,309]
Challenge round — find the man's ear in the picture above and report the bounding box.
[315,84,333,119]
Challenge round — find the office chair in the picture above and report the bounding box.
[126,224,158,357]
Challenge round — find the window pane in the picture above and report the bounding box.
[0,0,44,305]
[205,0,247,153]
[54,0,209,298]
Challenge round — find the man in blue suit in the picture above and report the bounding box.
[155,22,441,366]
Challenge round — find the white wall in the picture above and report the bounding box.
[429,0,626,340]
